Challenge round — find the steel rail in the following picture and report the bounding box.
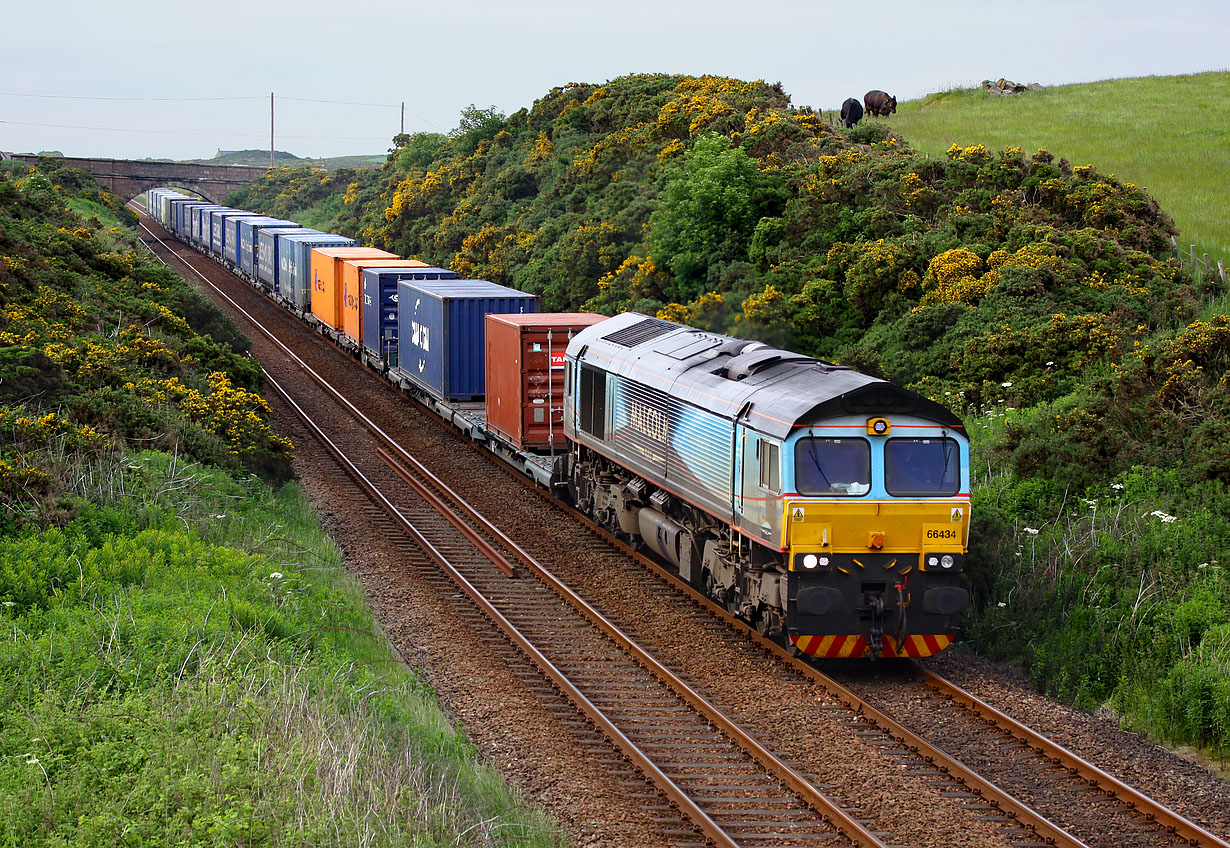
[918,668,1230,848]
[374,447,891,848]
[570,514,1092,848]
[259,366,743,848]
[139,218,891,848]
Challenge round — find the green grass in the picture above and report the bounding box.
[886,72,1230,267]
[0,451,566,848]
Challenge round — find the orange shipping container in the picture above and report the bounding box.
[485,313,607,451]
[339,258,429,345]
[310,246,398,330]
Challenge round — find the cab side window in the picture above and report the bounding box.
[759,440,780,493]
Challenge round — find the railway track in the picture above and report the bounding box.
[135,206,1230,848]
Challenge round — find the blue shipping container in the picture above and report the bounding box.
[395,279,538,401]
[146,188,167,219]
[280,233,357,311]
[212,210,252,260]
[257,227,320,291]
[192,205,227,245]
[207,209,239,257]
[174,200,206,238]
[361,266,460,365]
[238,217,297,278]
[147,189,168,223]
[146,189,170,223]
[226,215,268,268]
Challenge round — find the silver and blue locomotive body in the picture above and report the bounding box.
[563,313,971,658]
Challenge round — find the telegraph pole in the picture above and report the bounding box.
[401,102,405,135]
[270,92,275,167]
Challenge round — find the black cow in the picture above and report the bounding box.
[863,90,897,117]
[840,98,863,128]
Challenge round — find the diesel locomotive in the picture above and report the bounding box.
[563,312,970,658]
[145,188,971,659]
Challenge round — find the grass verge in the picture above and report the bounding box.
[0,450,566,848]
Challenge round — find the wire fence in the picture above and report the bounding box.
[1172,236,1228,286]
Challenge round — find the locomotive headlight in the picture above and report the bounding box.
[927,555,940,568]
[867,417,891,436]
[941,554,956,569]
[795,553,831,570]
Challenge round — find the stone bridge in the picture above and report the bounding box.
[1,153,271,203]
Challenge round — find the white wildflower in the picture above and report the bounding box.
[210,513,227,520]
[1023,527,1040,536]
[1110,483,1124,490]
[1149,510,1177,523]
[1045,361,1054,366]
[997,601,1007,608]
[1001,381,1013,388]
[269,572,283,580]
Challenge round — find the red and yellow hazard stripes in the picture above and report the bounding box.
[791,633,953,659]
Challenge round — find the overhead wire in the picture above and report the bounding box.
[0,89,447,144]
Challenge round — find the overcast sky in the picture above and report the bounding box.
[3,0,1226,161]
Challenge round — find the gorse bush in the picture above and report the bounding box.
[0,159,293,529]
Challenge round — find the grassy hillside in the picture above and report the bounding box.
[186,149,384,170]
[887,73,1230,266]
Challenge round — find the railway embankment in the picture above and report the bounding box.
[0,158,566,847]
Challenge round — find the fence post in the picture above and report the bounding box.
[1219,260,1226,286]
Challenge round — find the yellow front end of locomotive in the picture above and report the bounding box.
[783,499,970,659]
[784,499,969,563]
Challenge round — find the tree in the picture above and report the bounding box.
[647,133,759,302]
[451,105,506,155]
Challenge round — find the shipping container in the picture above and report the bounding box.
[339,258,427,347]
[361,266,460,365]
[160,192,189,228]
[201,207,237,250]
[145,188,168,219]
[211,210,251,259]
[238,217,297,279]
[485,313,607,451]
[279,233,356,311]
[224,215,271,268]
[257,227,320,291]
[152,190,186,228]
[190,205,227,245]
[146,189,173,224]
[309,246,398,331]
[172,198,207,237]
[395,279,538,401]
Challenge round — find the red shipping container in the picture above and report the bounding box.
[485,313,607,451]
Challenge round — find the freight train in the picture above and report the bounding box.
[146,188,971,659]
